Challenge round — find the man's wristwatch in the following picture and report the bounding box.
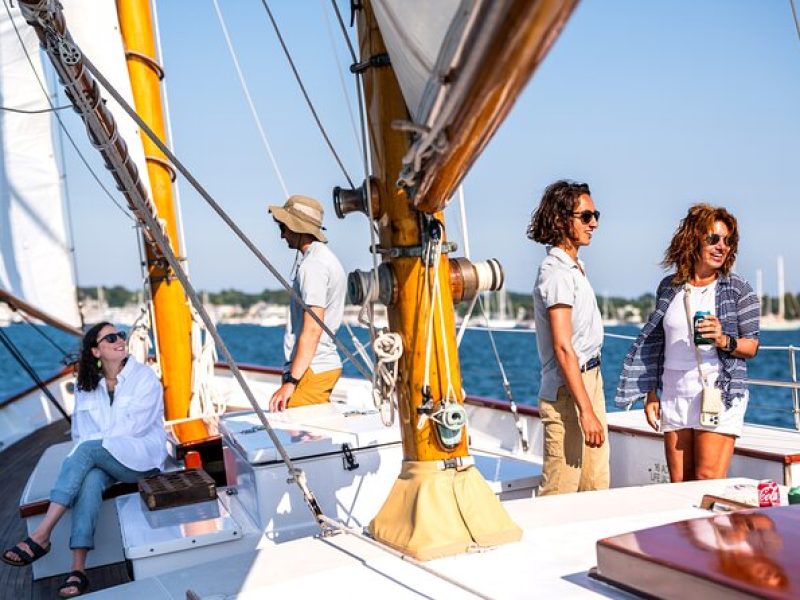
[723,335,738,353]
[282,371,301,385]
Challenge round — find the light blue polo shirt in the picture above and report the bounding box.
[283,241,346,373]
[533,246,603,402]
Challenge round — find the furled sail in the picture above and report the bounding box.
[371,0,463,122]
[372,0,578,211]
[0,4,80,328]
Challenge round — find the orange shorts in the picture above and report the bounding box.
[288,368,342,408]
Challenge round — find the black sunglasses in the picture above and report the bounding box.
[705,233,732,247]
[572,210,600,224]
[95,331,127,346]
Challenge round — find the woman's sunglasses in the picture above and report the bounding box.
[705,233,732,247]
[572,210,600,224]
[95,331,127,346]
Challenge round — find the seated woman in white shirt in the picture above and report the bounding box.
[1,322,166,597]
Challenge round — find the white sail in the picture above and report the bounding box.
[371,0,464,121]
[62,0,153,211]
[0,4,80,328]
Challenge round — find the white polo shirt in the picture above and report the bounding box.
[283,241,346,373]
[71,356,167,472]
[533,246,604,402]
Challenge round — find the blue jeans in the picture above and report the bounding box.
[50,440,159,549]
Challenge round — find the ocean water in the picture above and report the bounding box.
[1,323,798,429]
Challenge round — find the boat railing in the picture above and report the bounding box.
[466,327,800,431]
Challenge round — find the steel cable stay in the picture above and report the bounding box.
[328,0,403,422]
[258,0,355,188]
[0,328,71,423]
[71,47,371,383]
[212,0,374,380]
[451,186,529,451]
[210,0,288,198]
[42,49,330,528]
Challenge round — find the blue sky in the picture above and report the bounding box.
[55,0,800,298]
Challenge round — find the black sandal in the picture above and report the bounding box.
[1,536,51,566]
[58,570,89,598]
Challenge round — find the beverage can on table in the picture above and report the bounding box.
[758,480,781,507]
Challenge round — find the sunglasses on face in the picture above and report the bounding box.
[95,331,127,346]
[705,233,732,247]
[572,210,600,224]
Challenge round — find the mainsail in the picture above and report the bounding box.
[0,5,80,328]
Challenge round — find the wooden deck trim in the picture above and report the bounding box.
[19,482,137,518]
[0,366,73,410]
[215,362,282,376]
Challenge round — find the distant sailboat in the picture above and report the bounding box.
[760,256,800,331]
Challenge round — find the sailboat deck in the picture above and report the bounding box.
[0,422,130,598]
[85,479,756,599]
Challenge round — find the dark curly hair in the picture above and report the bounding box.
[76,321,112,392]
[527,180,591,246]
[662,203,739,285]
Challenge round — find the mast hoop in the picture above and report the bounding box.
[124,49,165,80]
[146,155,177,182]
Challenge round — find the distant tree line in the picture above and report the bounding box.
[78,286,289,309]
[78,286,800,319]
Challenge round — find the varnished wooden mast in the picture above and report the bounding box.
[411,0,579,213]
[357,3,467,462]
[116,0,193,422]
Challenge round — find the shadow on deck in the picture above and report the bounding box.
[0,421,130,598]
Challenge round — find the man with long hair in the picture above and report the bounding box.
[528,180,609,495]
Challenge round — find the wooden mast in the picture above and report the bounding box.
[356,4,466,464]
[357,0,520,561]
[356,0,579,560]
[116,0,193,422]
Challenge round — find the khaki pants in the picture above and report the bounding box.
[288,368,342,408]
[538,368,610,496]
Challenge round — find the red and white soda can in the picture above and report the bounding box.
[758,480,781,507]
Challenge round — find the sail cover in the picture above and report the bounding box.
[371,0,465,122]
[0,4,81,328]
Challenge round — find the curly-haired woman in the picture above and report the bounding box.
[1,322,165,597]
[617,204,760,482]
[528,179,608,496]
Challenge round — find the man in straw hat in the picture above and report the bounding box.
[267,195,346,411]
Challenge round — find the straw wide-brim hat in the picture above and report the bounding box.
[268,195,327,243]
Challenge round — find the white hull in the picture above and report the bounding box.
[4,365,800,597]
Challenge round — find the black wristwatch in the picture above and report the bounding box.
[724,335,738,353]
[282,371,300,385]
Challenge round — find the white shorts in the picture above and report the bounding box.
[660,368,748,437]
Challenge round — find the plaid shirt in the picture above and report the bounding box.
[616,272,760,409]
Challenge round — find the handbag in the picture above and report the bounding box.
[683,285,722,427]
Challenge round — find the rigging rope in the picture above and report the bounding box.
[53,44,332,525]
[320,0,361,157]
[791,0,800,43]
[213,0,371,379]
[259,0,355,188]
[12,309,73,360]
[0,103,70,113]
[211,0,289,198]
[79,49,371,383]
[452,186,529,452]
[0,327,71,423]
[2,0,134,223]
[338,0,403,423]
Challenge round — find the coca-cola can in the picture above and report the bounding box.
[758,480,781,507]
